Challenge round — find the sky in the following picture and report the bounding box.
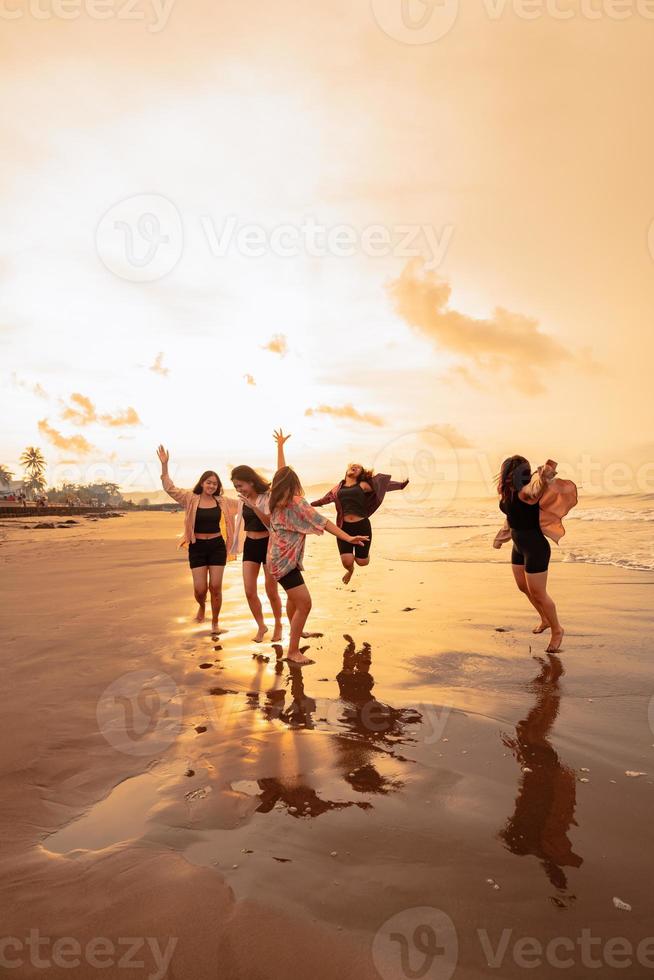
[1,0,653,499]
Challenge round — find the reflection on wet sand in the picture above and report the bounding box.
[239,635,424,815]
[500,654,583,894]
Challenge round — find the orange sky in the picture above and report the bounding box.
[1,0,653,496]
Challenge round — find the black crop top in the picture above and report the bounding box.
[499,493,540,531]
[194,501,221,534]
[243,503,268,533]
[338,483,369,519]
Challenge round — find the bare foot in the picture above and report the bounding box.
[195,604,206,623]
[253,625,269,643]
[342,567,354,585]
[546,628,564,653]
[211,623,227,635]
[285,652,315,666]
[533,621,550,634]
[300,631,324,639]
[272,624,283,642]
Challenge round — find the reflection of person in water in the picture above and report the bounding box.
[281,665,316,728]
[499,655,582,891]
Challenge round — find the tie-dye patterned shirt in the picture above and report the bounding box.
[268,495,328,581]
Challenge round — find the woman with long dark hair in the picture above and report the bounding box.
[244,466,369,665]
[311,463,409,584]
[157,445,238,634]
[495,456,576,654]
[231,428,289,643]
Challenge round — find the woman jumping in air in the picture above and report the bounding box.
[243,466,369,666]
[231,428,290,644]
[494,456,577,654]
[311,464,409,584]
[157,445,239,634]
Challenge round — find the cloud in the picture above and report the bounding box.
[244,373,256,386]
[11,373,48,399]
[60,393,141,428]
[388,259,571,394]
[150,352,169,376]
[261,334,288,357]
[305,404,384,427]
[38,419,94,455]
[422,424,472,448]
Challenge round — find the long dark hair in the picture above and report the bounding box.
[192,470,223,496]
[497,456,531,505]
[269,466,303,512]
[231,465,270,494]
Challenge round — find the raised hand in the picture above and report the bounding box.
[273,428,291,446]
[157,445,170,467]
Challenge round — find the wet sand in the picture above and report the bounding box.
[1,512,653,979]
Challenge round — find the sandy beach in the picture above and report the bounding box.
[1,510,653,979]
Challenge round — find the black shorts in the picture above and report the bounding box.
[337,518,372,559]
[278,567,305,591]
[243,535,269,565]
[511,529,551,574]
[189,536,227,568]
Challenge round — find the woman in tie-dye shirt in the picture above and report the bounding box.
[245,466,369,666]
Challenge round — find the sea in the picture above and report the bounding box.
[370,492,654,572]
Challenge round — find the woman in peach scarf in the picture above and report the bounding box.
[495,457,577,653]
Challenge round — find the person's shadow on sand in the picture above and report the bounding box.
[499,654,583,895]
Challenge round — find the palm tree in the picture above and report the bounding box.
[0,465,14,487]
[20,447,46,493]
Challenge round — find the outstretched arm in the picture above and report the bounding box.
[157,445,189,504]
[310,488,337,507]
[324,519,369,546]
[274,428,291,471]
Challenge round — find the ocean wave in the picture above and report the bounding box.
[563,552,654,572]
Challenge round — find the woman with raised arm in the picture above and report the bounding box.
[231,428,290,644]
[494,456,577,654]
[311,464,409,584]
[242,466,369,666]
[157,446,239,635]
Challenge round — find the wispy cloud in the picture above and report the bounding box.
[150,352,169,376]
[11,373,48,399]
[305,404,384,427]
[60,393,141,428]
[389,259,571,395]
[38,419,94,455]
[262,334,288,357]
[422,423,472,448]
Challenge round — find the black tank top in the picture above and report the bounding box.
[338,483,368,519]
[194,501,221,534]
[243,503,268,533]
[500,493,540,531]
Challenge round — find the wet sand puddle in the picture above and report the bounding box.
[41,616,653,934]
